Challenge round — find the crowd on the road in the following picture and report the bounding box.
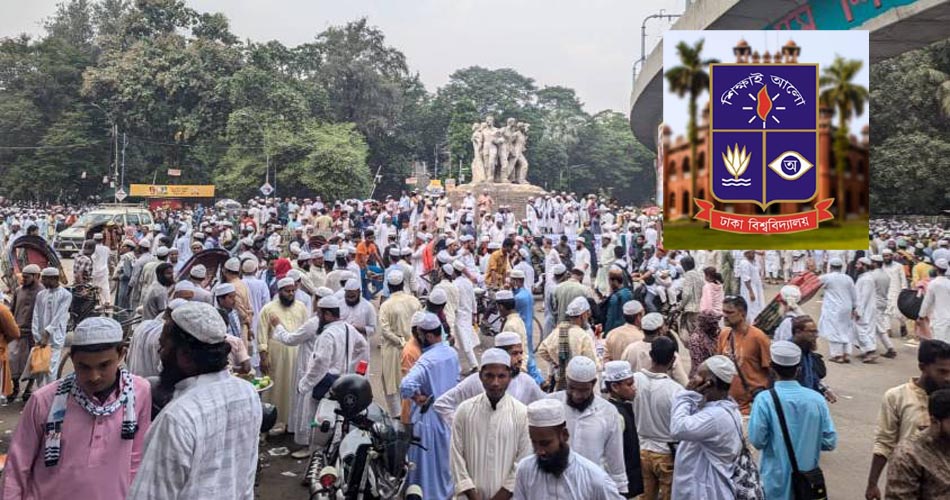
[0,191,948,500]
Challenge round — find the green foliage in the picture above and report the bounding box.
[871,132,950,214]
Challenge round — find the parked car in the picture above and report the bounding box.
[53,205,153,257]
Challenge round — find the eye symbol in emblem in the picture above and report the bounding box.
[768,151,814,181]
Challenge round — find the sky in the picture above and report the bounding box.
[1,0,687,115]
[663,30,870,140]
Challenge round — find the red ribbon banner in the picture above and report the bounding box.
[694,199,835,234]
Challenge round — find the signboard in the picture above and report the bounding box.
[405,177,417,185]
[445,179,457,191]
[129,184,215,198]
[167,169,182,177]
[259,182,274,196]
[766,0,915,31]
[115,188,127,202]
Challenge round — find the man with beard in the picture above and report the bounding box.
[2,317,151,499]
[603,361,644,498]
[222,258,253,347]
[292,251,316,296]
[621,313,688,387]
[538,296,599,391]
[114,240,138,311]
[9,264,42,401]
[400,312,460,500]
[866,339,950,500]
[486,238,513,289]
[549,356,628,495]
[886,389,950,498]
[881,248,908,339]
[339,278,377,338]
[379,270,422,416]
[185,265,213,305]
[134,246,168,309]
[602,268,633,336]
[130,302,261,499]
[573,237,591,286]
[435,331,547,428]
[513,398,623,499]
[790,315,837,403]
[258,278,309,436]
[307,252,328,290]
[553,268,590,324]
[716,296,771,416]
[920,258,950,342]
[450,348,533,500]
[142,263,174,321]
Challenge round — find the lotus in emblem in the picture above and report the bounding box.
[721,143,751,187]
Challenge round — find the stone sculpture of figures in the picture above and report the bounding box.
[470,115,530,184]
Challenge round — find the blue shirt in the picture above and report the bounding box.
[514,286,545,385]
[604,287,633,335]
[748,380,837,500]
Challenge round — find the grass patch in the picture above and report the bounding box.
[662,218,869,250]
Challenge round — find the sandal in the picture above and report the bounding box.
[829,356,846,364]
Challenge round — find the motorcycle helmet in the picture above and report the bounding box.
[330,374,373,419]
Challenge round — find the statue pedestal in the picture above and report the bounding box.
[448,182,547,218]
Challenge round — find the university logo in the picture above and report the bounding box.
[695,63,833,234]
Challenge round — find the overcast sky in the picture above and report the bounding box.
[2,0,686,115]
[663,30,870,139]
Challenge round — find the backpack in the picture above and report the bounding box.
[727,410,766,500]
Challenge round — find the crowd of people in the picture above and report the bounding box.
[0,191,948,499]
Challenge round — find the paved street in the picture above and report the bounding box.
[0,272,916,499]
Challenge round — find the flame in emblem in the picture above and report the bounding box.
[722,143,751,179]
[756,85,772,121]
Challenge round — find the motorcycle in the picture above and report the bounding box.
[307,374,423,500]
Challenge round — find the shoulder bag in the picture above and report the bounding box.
[769,388,828,500]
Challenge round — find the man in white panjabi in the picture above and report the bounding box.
[573,237,592,287]
[31,267,72,388]
[512,399,624,500]
[452,259,480,370]
[880,248,907,336]
[852,257,880,363]
[818,258,858,363]
[450,348,533,500]
[738,250,765,324]
[378,270,422,415]
[258,278,309,434]
[91,233,112,306]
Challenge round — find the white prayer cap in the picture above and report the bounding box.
[771,340,802,367]
[460,235,474,242]
[167,298,188,310]
[429,288,448,305]
[21,264,41,274]
[224,257,241,272]
[40,267,60,277]
[641,312,664,331]
[566,296,590,317]
[298,251,311,260]
[400,247,413,256]
[704,355,737,384]
[289,243,301,255]
[287,269,303,282]
[870,254,884,263]
[494,289,514,301]
[121,239,137,248]
[441,263,455,276]
[93,232,103,240]
[494,331,521,348]
[828,257,844,268]
[138,239,152,249]
[241,259,258,274]
[480,348,511,368]
[387,269,405,285]
[192,232,204,240]
[213,283,235,296]
[527,399,566,428]
[480,235,490,243]
[156,246,170,257]
[174,280,196,293]
[344,278,361,291]
[73,316,123,346]
[317,295,341,309]
[622,300,644,316]
[315,286,334,298]
[882,248,894,255]
[780,285,801,306]
[603,360,634,382]
[519,248,529,259]
[410,310,427,327]
[277,277,295,289]
[346,246,356,255]
[487,242,501,250]
[241,237,254,246]
[418,312,442,331]
[190,264,207,279]
[172,302,227,344]
[510,269,525,279]
[935,258,949,270]
[858,257,872,266]
[336,248,347,257]
[566,355,597,382]
[576,237,586,243]
[452,259,466,272]
[552,263,567,275]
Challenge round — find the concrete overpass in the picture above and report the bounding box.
[630,0,950,150]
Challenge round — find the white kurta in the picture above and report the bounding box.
[737,258,765,323]
[434,371,547,429]
[339,298,378,337]
[921,276,950,342]
[30,287,71,387]
[432,280,460,339]
[818,272,857,344]
[451,393,533,498]
[453,275,479,357]
[513,451,624,500]
[272,316,321,446]
[127,318,164,378]
[129,371,262,500]
[574,247,592,286]
[853,272,879,352]
[549,392,628,493]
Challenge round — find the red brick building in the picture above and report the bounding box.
[662,40,869,220]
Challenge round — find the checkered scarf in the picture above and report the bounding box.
[43,367,138,467]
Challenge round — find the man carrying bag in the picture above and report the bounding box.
[748,341,837,500]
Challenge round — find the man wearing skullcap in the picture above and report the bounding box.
[129,302,262,499]
[291,251,316,296]
[449,348,533,500]
[603,360,644,497]
[513,399,624,499]
[668,354,744,499]
[553,265,591,324]
[258,277,308,435]
[72,239,96,288]
[3,317,151,500]
[573,236,592,286]
[485,237,514,289]
[133,245,168,309]
[542,262,568,336]
[239,259,270,367]
[434,331,547,429]
[141,263,175,321]
[379,270,423,416]
[750,341,837,500]
[90,233,113,307]
[548,356,628,494]
[847,257,882,363]
[881,248,908,339]
[113,240,138,311]
[818,256,860,363]
[920,258,950,342]
[400,311,460,500]
[29,268,72,388]
[621,312,689,386]
[431,263,460,352]
[605,299,644,363]
[8,264,42,400]
[222,258,254,347]
[340,278,377,338]
[631,336,683,500]
[538,296,599,391]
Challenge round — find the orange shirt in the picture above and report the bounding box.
[355,241,379,269]
[400,337,422,423]
[716,325,771,415]
[0,304,21,396]
[485,249,509,289]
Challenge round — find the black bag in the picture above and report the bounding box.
[897,288,923,320]
[312,325,352,401]
[770,388,828,500]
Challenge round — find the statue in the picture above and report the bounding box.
[470,115,531,184]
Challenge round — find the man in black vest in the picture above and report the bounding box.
[604,360,644,498]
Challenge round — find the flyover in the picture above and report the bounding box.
[629,0,950,150]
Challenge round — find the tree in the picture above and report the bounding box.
[820,55,868,221]
[665,39,717,217]
[872,132,950,214]
[569,111,654,205]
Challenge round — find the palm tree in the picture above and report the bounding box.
[665,39,718,218]
[820,56,868,221]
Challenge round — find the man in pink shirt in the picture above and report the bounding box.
[2,316,151,500]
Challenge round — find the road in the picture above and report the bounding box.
[0,264,915,499]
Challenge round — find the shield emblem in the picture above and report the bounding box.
[710,64,819,209]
